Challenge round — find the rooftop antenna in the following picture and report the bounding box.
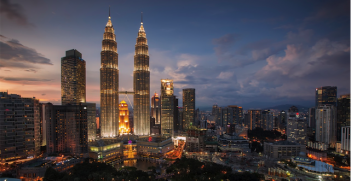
[141,12,143,24]
[109,6,111,18]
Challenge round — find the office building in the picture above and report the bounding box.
[262,110,274,131]
[247,110,261,130]
[46,103,89,156]
[264,141,306,159]
[308,107,316,129]
[337,94,350,141]
[182,88,195,129]
[341,126,350,154]
[315,105,337,148]
[185,128,206,152]
[151,92,161,125]
[173,96,180,134]
[221,107,233,127]
[119,100,130,134]
[0,92,40,161]
[228,105,243,125]
[315,86,337,108]
[161,79,174,136]
[61,49,86,105]
[87,103,97,141]
[100,11,119,137]
[133,15,150,136]
[286,106,307,145]
[278,110,287,131]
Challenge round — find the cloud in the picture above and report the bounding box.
[213,34,239,62]
[0,76,52,85]
[25,69,37,73]
[304,1,350,22]
[0,36,52,69]
[250,38,350,99]
[217,72,233,79]
[0,0,33,27]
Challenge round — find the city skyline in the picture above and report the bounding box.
[0,0,349,109]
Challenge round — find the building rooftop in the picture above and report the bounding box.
[271,140,300,145]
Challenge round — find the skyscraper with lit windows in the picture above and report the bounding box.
[133,14,150,135]
[183,88,195,129]
[61,49,86,105]
[151,92,161,125]
[161,79,174,136]
[100,10,119,137]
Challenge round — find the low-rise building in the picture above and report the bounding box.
[292,156,334,173]
[88,139,123,164]
[185,128,206,152]
[264,140,306,158]
[218,133,250,154]
[306,148,327,162]
[137,136,173,155]
[17,157,83,181]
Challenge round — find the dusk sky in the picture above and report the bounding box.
[0,0,349,110]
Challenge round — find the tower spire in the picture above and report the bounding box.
[109,6,111,19]
[141,12,143,24]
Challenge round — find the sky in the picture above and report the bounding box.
[0,0,350,110]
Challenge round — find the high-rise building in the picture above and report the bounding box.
[46,103,89,156]
[278,110,287,131]
[315,105,337,148]
[86,103,97,141]
[337,94,350,141]
[133,15,150,136]
[151,92,161,125]
[308,107,316,129]
[61,49,86,105]
[178,107,184,131]
[119,100,130,134]
[100,11,119,137]
[286,106,307,145]
[161,79,174,136]
[341,126,350,154]
[0,92,40,161]
[221,107,233,127]
[262,110,274,131]
[248,110,261,130]
[182,88,195,129]
[315,86,337,108]
[173,96,179,134]
[228,105,243,125]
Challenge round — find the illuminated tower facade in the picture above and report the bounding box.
[119,100,130,134]
[61,49,86,105]
[133,14,150,135]
[100,10,119,137]
[161,79,174,136]
[151,92,161,125]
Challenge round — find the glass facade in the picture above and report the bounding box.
[161,79,174,136]
[182,88,195,129]
[100,15,119,137]
[61,49,86,105]
[133,20,150,136]
[315,86,337,108]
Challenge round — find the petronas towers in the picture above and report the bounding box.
[133,18,150,136]
[100,10,150,137]
[100,12,119,137]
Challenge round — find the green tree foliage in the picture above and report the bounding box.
[43,161,154,181]
[248,127,285,141]
[167,157,263,181]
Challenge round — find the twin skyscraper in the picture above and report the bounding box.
[100,11,150,137]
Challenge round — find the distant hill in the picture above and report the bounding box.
[262,104,310,111]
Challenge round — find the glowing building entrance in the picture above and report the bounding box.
[119,100,130,134]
